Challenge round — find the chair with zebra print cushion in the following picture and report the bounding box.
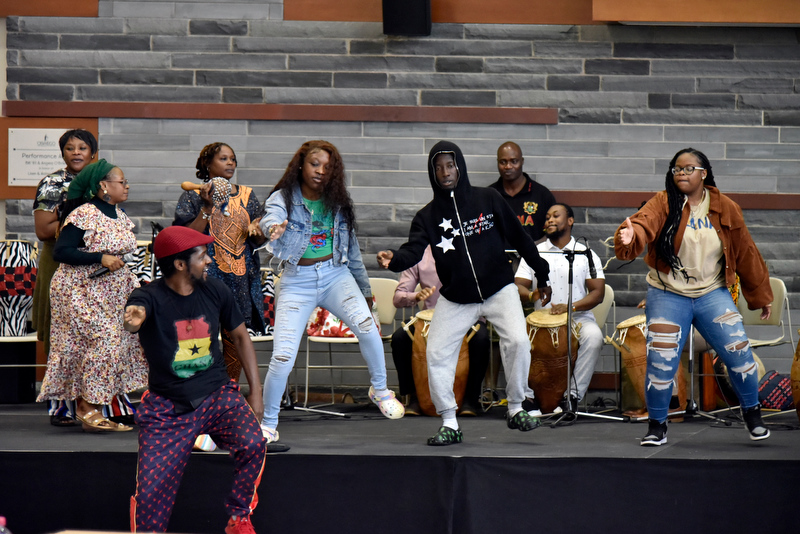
[0,240,38,338]
[124,240,161,285]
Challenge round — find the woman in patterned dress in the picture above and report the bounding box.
[37,159,148,432]
[32,129,97,426]
[173,142,266,381]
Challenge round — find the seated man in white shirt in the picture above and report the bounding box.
[514,203,605,416]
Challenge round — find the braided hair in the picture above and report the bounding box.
[271,140,356,230]
[654,148,717,282]
[195,142,236,182]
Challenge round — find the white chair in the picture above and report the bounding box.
[736,277,794,348]
[591,284,616,336]
[303,277,399,407]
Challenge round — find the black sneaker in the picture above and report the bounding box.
[506,410,541,431]
[742,404,770,441]
[427,426,463,446]
[641,419,668,446]
[522,397,542,416]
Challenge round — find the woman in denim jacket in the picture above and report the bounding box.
[258,140,404,442]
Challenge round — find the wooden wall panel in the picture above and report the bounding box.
[284,0,596,25]
[593,0,800,24]
[0,117,98,200]
[3,101,558,125]
[285,0,800,25]
[0,0,97,18]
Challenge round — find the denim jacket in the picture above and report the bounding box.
[259,185,371,297]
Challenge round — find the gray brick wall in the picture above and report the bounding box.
[5,13,800,382]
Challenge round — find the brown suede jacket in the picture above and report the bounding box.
[614,185,773,310]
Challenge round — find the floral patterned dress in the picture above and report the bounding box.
[37,203,148,405]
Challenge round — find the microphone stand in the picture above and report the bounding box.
[539,242,624,426]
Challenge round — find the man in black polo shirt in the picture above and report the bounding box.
[125,226,266,534]
[489,141,556,243]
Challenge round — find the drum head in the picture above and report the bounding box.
[416,308,435,322]
[617,314,646,331]
[526,309,567,328]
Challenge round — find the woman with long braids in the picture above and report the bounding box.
[615,148,773,446]
[257,140,404,442]
[174,142,266,381]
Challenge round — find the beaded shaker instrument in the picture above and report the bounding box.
[210,177,232,216]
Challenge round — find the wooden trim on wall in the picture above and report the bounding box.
[554,191,800,210]
[592,0,800,24]
[4,103,797,209]
[284,0,596,25]
[0,117,99,200]
[0,0,97,18]
[3,101,558,125]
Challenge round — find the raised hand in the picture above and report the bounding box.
[376,250,393,269]
[267,220,288,241]
[619,217,635,246]
[124,305,147,332]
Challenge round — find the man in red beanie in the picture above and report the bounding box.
[125,225,267,534]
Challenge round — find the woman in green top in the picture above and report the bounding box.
[257,140,404,443]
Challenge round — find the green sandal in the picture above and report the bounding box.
[427,426,463,446]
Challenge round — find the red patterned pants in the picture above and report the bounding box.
[130,382,266,532]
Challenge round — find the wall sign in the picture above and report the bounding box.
[7,128,65,187]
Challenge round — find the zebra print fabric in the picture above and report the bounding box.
[261,269,275,336]
[0,240,37,336]
[124,241,161,285]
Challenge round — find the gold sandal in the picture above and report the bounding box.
[76,409,132,433]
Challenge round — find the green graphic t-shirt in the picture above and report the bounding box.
[302,197,334,259]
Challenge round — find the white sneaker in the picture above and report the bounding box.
[261,426,279,443]
[368,387,405,419]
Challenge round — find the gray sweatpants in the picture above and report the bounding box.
[426,283,529,415]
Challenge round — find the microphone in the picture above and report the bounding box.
[576,238,598,279]
[88,267,109,279]
[586,245,597,279]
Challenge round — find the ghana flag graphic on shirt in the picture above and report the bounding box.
[172,317,213,378]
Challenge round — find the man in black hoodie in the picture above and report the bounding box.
[377,141,552,446]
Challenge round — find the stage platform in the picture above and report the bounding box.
[1,400,799,534]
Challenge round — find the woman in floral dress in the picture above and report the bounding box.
[173,142,266,381]
[37,159,147,432]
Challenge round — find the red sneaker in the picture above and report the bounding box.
[225,516,256,534]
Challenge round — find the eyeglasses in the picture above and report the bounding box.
[106,180,129,186]
[671,166,704,175]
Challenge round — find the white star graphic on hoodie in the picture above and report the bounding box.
[439,218,453,232]
[437,236,455,253]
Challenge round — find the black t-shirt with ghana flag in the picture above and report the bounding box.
[126,276,244,412]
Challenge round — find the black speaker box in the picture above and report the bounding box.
[0,341,36,403]
[382,0,432,36]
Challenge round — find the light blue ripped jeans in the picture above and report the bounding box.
[644,285,760,422]
[260,259,387,430]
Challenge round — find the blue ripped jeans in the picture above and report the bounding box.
[644,285,760,422]
[260,259,387,430]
